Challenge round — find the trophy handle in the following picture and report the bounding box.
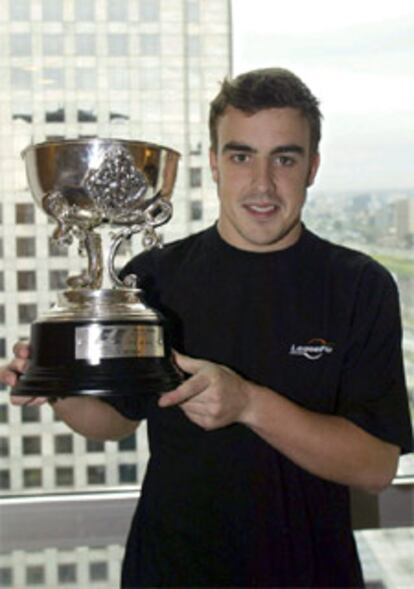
[109,196,173,289]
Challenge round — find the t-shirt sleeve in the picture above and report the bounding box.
[337,264,413,454]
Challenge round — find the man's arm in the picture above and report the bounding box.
[1,342,140,441]
[159,353,400,494]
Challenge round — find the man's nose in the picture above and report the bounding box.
[252,159,274,194]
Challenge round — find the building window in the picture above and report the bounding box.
[45,107,65,123]
[139,0,160,22]
[55,434,73,454]
[0,338,6,357]
[17,237,36,257]
[0,307,5,325]
[191,200,203,221]
[15,203,35,224]
[190,167,202,188]
[87,439,105,452]
[10,0,31,21]
[75,34,96,56]
[188,35,201,57]
[42,68,65,90]
[21,405,40,423]
[0,405,9,423]
[11,68,32,90]
[89,561,108,582]
[18,304,37,324]
[58,563,77,584]
[17,271,37,291]
[0,567,13,587]
[43,34,64,56]
[42,0,63,21]
[187,0,200,23]
[76,68,97,90]
[108,34,129,57]
[55,467,74,487]
[10,33,32,57]
[23,436,42,455]
[0,470,10,490]
[26,565,45,585]
[74,0,95,21]
[87,465,106,485]
[48,237,68,256]
[0,272,4,291]
[118,434,137,451]
[49,270,68,290]
[23,468,43,488]
[77,109,97,123]
[107,0,128,20]
[0,437,9,457]
[119,463,137,483]
[140,34,160,56]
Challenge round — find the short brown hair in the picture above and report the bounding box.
[209,68,322,153]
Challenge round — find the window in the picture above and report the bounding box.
[0,338,5,357]
[23,436,42,455]
[190,167,202,188]
[23,468,43,488]
[10,0,30,21]
[10,33,32,56]
[49,237,68,256]
[75,68,97,90]
[87,440,105,452]
[140,0,160,22]
[17,237,36,257]
[74,0,95,21]
[187,0,200,23]
[15,203,35,224]
[191,200,203,221]
[0,567,12,587]
[108,34,129,57]
[55,467,74,486]
[49,270,68,290]
[0,405,9,423]
[89,561,108,582]
[54,434,73,454]
[17,271,37,291]
[119,463,137,483]
[0,470,10,490]
[188,35,201,57]
[43,34,64,56]
[45,107,65,123]
[0,437,9,457]
[77,108,97,123]
[25,565,45,585]
[118,434,137,451]
[42,0,63,21]
[42,68,65,90]
[18,304,37,324]
[87,466,106,485]
[140,34,160,56]
[21,405,40,423]
[0,272,4,291]
[0,306,5,324]
[75,34,96,56]
[58,563,77,584]
[107,0,128,21]
[11,68,32,90]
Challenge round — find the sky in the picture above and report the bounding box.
[231,0,414,193]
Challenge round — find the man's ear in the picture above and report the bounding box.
[209,148,219,183]
[306,153,320,187]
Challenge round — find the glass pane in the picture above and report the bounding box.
[9,0,30,21]
[140,0,160,22]
[74,0,95,21]
[10,33,32,56]
[16,237,36,257]
[42,0,63,21]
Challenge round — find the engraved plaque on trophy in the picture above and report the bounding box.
[12,138,183,398]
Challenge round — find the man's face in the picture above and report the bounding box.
[210,106,320,252]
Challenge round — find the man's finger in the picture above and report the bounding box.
[13,341,30,359]
[158,372,209,407]
[173,352,208,375]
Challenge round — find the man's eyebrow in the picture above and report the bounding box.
[221,142,305,155]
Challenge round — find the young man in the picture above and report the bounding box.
[3,68,413,588]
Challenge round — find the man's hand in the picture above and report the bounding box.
[0,341,47,406]
[158,352,252,430]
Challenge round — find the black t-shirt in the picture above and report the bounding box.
[108,225,413,588]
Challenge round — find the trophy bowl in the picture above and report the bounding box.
[12,138,183,398]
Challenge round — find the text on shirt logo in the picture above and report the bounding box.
[289,338,334,361]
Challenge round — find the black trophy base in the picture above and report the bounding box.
[12,320,183,398]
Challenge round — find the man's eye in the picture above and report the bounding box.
[275,155,295,166]
[231,153,250,163]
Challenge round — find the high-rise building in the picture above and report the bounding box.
[0,0,232,496]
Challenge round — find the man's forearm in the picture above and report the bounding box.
[51,397,139,441]
[240,383,400,493]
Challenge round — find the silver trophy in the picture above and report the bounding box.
[12,138,183,398]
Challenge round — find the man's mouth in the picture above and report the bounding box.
[243,203,279,217]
